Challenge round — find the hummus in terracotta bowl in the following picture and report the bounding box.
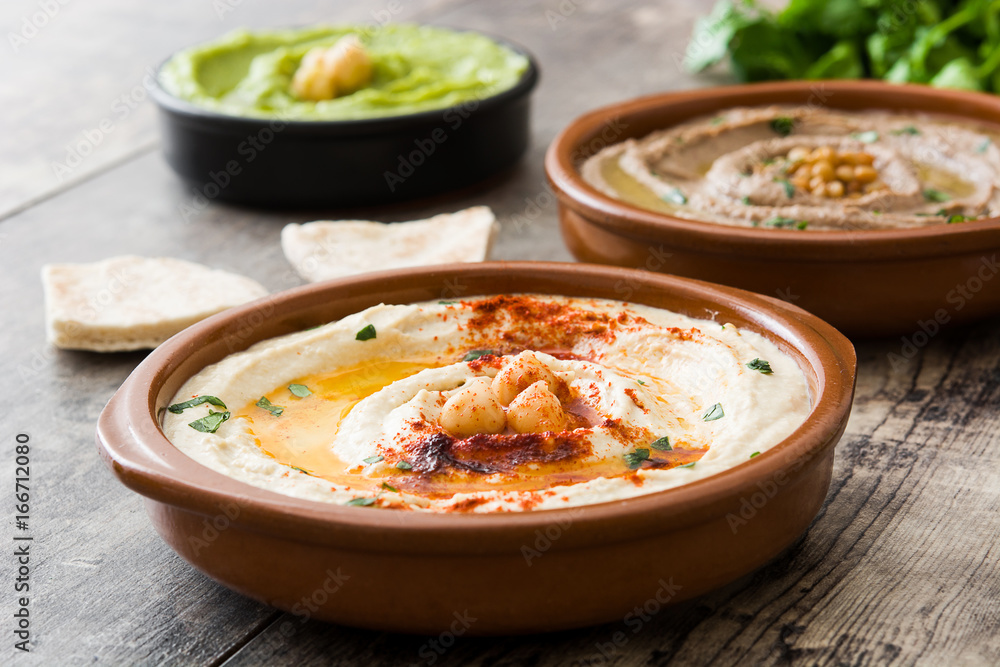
[582,105,1000,231]
[547,82,1000,337]
[96,263,855,634]
[163,295,810,512]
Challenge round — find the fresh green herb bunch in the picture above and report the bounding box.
[685,0,1000,93]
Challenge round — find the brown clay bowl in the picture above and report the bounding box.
[95,262,856,635]
[545,81,1000,338]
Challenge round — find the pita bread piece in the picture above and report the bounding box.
[42,255,269,352]
[281,205,498,282]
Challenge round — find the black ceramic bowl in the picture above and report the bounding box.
[151,31,539,208]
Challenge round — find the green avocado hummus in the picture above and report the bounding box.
[159,24,530,121]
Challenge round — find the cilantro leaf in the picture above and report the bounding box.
[168,395,226,414]
[923,188,950,203]
[774,178,795,198]
[703,403,725,421]
[355,324,377,341]
[661,187,688,205]
[463,349,495,361]
[256,396,284,417]
[762,216,808,230]
[650,436,672,451]
[746,358,773,374]
[770,117,794,136]
[624,448,650,469]
[851,130,879,143]
[188,410,230,433]
[288,383,312,398]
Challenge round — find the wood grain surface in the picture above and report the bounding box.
[1,0,997,665]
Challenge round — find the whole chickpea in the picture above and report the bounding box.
[439,377,506,438]
[811,146,835,162]
[491,352,560,405]
[812,160,835,181]
[835,165,855,182]
[788,146,811,163]
[826,180,845,197]
[854,165,878,183]
[507,381,567,434]
[291,35,373,101]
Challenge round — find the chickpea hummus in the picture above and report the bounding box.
[582,105,1000,230]
[162,295,811,512]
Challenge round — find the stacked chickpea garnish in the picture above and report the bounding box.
[785,146,884,198]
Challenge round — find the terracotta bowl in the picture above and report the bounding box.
[545,81,1000,338]
[95,262,856,635]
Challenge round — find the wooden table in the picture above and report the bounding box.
[3,1,998,664]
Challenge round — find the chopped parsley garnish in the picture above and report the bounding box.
[463,349,495,361]
[290,465,313,475]
[438,300,457,305]
[363,455,385,465]
[255,396,284,417]
[661,187,688,205]
[637,379,646,385]
[851,130,879,143]
[345,497,376,507]
[891,126,920,136]
[677,461,696,469]
[948,214,973,224]
[188,410,230,433]
[702,403,725,421]
[763,216,808,230]
[710,115,726,125]
[741,196,752,205]
[749,452,760,459]
[381,482,399,493]
[649,436,672,451]
[355,324,377,341]
[978,138,992,153]
[396,461,413,470]
[746,358,773,374]
[769,117,794,136]
[923,188,950,203]
[288,383,312,398]
[624,448,650,469]
[774,178,795,198]
[168,395,227,414]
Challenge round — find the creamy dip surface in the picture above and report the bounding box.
[159,25,529,121]
[162,295,812,512]
[581,105,1000,231]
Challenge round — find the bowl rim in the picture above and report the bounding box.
[150,23,540,134]
[96,262,856,555]
[544,80,1000,261]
